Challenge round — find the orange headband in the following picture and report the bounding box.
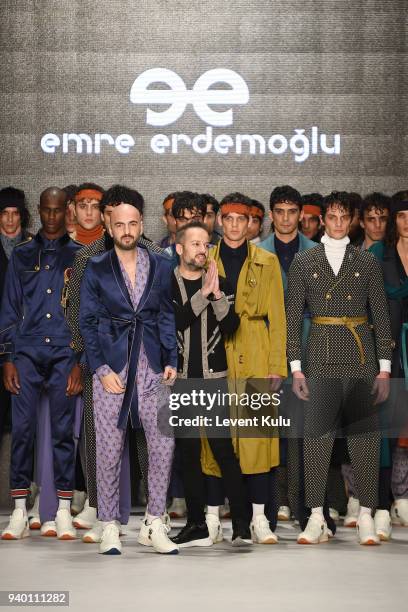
[75,189,103,203]
[220,203,251,216]
[163,198,174,212]
[250,206,264,220]
[303,204,321,216]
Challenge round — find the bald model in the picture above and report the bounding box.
[38,188,68,240]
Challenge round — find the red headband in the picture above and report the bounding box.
[303,204,321,216]
[75,189,103,203]
[250,206,264,219]
[220,203,251,216]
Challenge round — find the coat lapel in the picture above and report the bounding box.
[137,248,157,313]
[110,250,133,309]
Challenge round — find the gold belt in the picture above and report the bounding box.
[312,316,368,365]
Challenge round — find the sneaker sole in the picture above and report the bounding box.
[156,548,179,554]
[231,537,253,547]
[178,537,213,548]
[297,536,329,545]
[41,530,57,537]
[344,521,357,528]
[58,534,77,540]
[29,521,41,530]
[1,530,30,540]
[168,512,185,519]
[73,522,93,529]
[277,515,290,521]
[359,539,380,546]
[377,532,391,542]
[100,547,122,555]
[83,536,100,543]
[253,537,278,544]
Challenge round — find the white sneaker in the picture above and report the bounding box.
[391,499,408,526]
[277,505,291,521]
[206,513,224,543]
[147,518,179,554]
[344,496,360,527]
[138,514,171,546]
[168,497,186,519]
[55,509,77,540]
[70,490,86,516]
[357,513,380,545]
[73,498,97,529]
[83,520,104,543]
[374,509,392,541]
[28,493,41,530]
[297,513,329,545]
[1,509,30,540]
[40,521,57,537]
[329,507,340,521]
[99,522,122,555]
[250,514,278,544]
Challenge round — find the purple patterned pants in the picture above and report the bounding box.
[93,361,174,521]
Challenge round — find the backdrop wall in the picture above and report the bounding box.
[0,0,406,240]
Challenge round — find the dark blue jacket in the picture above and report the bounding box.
[79,246,177,428]
[0,232,81,361]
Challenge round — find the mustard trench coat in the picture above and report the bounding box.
[201,241,287,475]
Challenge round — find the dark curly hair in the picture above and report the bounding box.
[322,191,356,219]
[359,192,391,221]
[62,184,78,203]
[385,190,408,247]
[201,194,219,214]
[269,185,302,211]
[171,191,206,219]
[100,184,144,213]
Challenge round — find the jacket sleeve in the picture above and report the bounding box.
[0,252,23,363]
[367,253,393,362]
[159,260,178,368]
[267,255,287,377]
[286,253,306,365]
[172,273,210,331]
[79,261,106,373]
[212,278,240,336]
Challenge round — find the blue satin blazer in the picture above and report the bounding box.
[79,246,177,428]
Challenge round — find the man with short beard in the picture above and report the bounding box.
[66,185,168,542]
[79,186,178,555]
[170,222,251,547]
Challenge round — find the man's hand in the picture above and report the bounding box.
[267,374,283,392]
[66,364,83,396]
[371,371,390,405]
[101,371,125,394]
[201,260,219,298]
[162,366,177,386]
[3,362,20,394]
[292,371,310,401]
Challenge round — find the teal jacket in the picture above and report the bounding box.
[259,232,317,373]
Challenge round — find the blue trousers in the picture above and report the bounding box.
[10,346,76,499]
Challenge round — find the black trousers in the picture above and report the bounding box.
[177,434,248,525]
[304,378,380,509]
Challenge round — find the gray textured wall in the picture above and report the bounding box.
[0,0,406,240]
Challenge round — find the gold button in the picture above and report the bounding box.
[391,340,396,349]
[347,295,352,300]
[46,288,52,294]
[249,278,256,287]
[325,293,331,300]
[70,342,75,349]
[34,265,40,271]
[45,265,50,270]
[355,272,360,277]
[46,313,52,319]
[45,337,50,343]
[313,273,318,279]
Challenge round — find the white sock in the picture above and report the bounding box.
[15,498,27,514]
[359,506,372,519]
[207,505,219,517]
[252,503,265,519]
[311,506,324,518]
[58,499,71,511]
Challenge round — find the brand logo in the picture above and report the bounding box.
[129,68,249,127]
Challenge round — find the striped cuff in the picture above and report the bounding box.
[11,488,30,499]
[57,490,73,500]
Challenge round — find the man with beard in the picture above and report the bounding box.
[79,186,178,555]
[170,222,251,547]
[66,185,167,542]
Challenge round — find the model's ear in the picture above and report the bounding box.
[175,243,183,257]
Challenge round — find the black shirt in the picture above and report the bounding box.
[219,240,248,293]
[274,234,300,274]
[183,277,205,378]
[395,247,408,324]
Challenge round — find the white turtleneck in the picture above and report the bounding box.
[320,233,349,275]
[290,232,391,374]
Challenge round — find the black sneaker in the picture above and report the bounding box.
[232,520,253,547]
[171,523,213,548]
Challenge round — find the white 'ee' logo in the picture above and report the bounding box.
[129,68,249,127]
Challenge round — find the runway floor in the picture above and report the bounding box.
[1,510,407,612]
